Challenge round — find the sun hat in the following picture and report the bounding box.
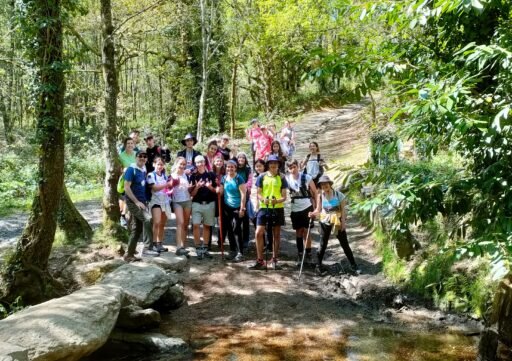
[194,155,205,163]
[317,175,333,185]
[136,149,147,156]
[250,118,259,124]
[181,133,198,146]
[267,155,280,163]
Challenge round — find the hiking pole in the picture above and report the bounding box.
[265,197,271,272]
[271,196,277,265]
[217,191,224,260]
[298,217,314,281]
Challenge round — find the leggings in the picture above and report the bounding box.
[318,223,356,266]
[222,204,244,254]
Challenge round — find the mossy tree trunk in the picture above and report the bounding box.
[100,0,124,241]
[57,185,93,243]
[0,0,66,305]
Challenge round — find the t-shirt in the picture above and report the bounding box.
[221,174,244,208]
[248,127,262,143]
[218,147,231,161]
[147,171,168,204]
[145,145,171,173]
[119,151,136,169]
[124,165,147,202]
[171,173,191,202]
[286,172,313,212]
[305,154,323,178]
[256,172,288,209]
[255,134,273,160]
[190,171,217,203]
[320,190,346,224]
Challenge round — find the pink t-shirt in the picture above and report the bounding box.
[255,134,273,160]
[248,127,263,143]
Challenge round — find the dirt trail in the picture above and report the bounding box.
[155,104,481,360]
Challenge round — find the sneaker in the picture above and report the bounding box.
[248,260,266,270]
[225,251,237,260]
[143,248,160,257]
[233,253,244,263]
[315,265,327,276]
[350,264,362,275]
[202,247,213,259]
[196,247,204,260]
[176,247,190,256]
[155,244,168,253]
[123,254,141,262]
[269,258,282,270]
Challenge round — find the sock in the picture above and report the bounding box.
[296,237,304,254]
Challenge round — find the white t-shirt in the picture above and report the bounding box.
[305,154,322,178]
[286,172,313,212]
[171,173,191,202]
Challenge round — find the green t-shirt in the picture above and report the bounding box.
[256,172,288,209]
[119,151,136,168]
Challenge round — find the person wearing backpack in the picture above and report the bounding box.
[310,175,360,276]
[177,133,202,174]
[144,133,171,173]
[123,149,158,262]
[300,141,326,185]
[220,160,247,262]
[146,156,175,253]
[248,155,288,270]
[286,159,320,267]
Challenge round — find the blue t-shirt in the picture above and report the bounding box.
[321,190,346,212]
[221,174,244,208]
[124,165,147,202]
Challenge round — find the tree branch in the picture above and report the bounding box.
[64,24,101,57]
[113,0,167,34]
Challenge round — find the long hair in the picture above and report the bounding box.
[172,156,186,173]
[271,140,285,158]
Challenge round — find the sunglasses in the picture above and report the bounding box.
[138,155,147,158]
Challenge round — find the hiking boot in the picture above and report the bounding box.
[269,258,282,270]
[350,264,362,275]
[233,253,244,263]
[123,254,141,262]
[248,260,266,270]
[202,247,213,259]
[155,243,168,253]
[196,247,204,260]
[176,247,190,256]
[315,264,327,276]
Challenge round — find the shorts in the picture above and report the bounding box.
[192,201,215,226]
[173,199,192,210]
[290,206,314,230]
[256,208,285,227]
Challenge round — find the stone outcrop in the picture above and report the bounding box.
[76,258,125,286]
[0,285,123,361]
[142,253,188,272]
[116,305,161,330]
[0,341,29,361]
[100,263,179,307]
[109,330,189,354]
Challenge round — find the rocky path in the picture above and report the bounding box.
[0,104,481,360]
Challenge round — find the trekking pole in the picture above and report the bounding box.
[265,197,271,272]
[298,217,314,281]
[217,191,224,260]
[271,196,277,264]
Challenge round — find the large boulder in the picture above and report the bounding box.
[100,263,178,307]
[153,284,186,311]
[0,285,123,361]
[142,253,188,272]
[116,305,161,330]
[491,275,512,346]
[109,330,189,354]
[76,259,126,286]
[0,341,28,361]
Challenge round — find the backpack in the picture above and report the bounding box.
[290,173,310,201]
[117,167,135,194]
[303,154,324,177]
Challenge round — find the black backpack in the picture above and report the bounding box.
[290,173,311,202]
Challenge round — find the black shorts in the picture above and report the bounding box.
[256,208,285,227]
[151,204,161,210]
[290,206,314,230]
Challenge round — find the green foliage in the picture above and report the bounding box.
[369,130,399,165]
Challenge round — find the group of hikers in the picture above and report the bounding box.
[117,119,360,276]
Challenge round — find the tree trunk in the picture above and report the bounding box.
[57,185,93,243]
[0,89,14,144]
[197,0,210,143]
[100,0,124,240]
[0,0,66,305]
[229,59,238,138]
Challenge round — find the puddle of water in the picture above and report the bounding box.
[116,323,476,361]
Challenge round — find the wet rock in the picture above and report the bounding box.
[0,285,123,361]
[101,263,176,307]
[109,330,189,354]
[76,259,126,286]
[116,305,161,330]
[152,284,186,311]
[0,341,28,361]
[143,252,188,272]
